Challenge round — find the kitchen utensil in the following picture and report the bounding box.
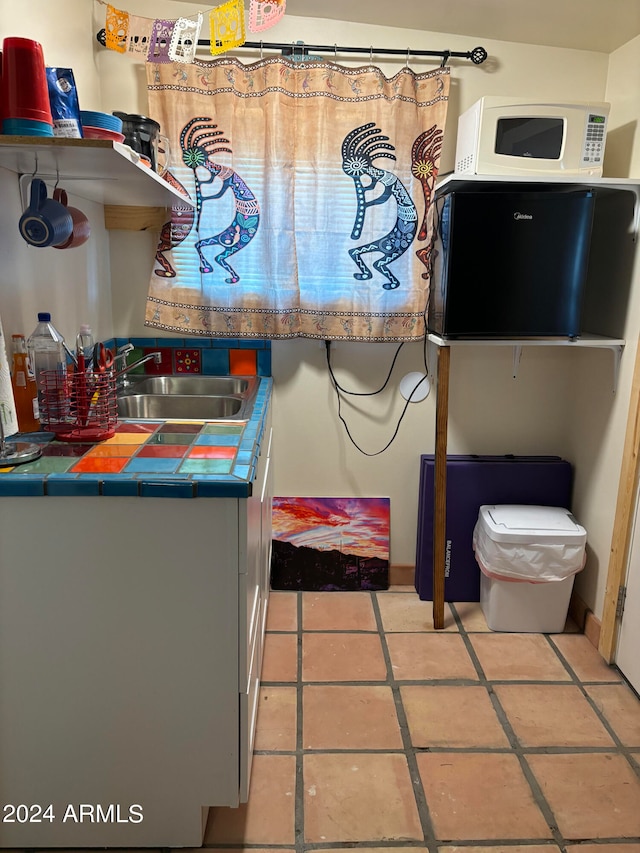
[52,187,91,249]
[93,342,114,374]
[1,37,53,128]
[18,178,73,248]
[112,112,171,175]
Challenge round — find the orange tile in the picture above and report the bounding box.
[70,456,128,473]
[303,685,402,749]
[566,847,640,853]
[82,443,137,457]
[440,848,560,853]
[260,633,298,682]
[495,684,615,747]
[302,591,377,631]
[303,753,422,842]
[204,754,296,844]
[401,685,510,748]
[585,683,640,746]
[187,445,236,459]
[254,687,297,751]
[527,753,640,839]
[453,601,491,632]
[549,634,623,682]
[376,593,457,631]
[386,632,479,681]
[302,633,387,682]
[230,348,257,375]
[469,634,572,681]
[102,432,149,444]
[266,592,298,632]
[418,752,552,840]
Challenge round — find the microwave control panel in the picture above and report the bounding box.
[581,113,608,166]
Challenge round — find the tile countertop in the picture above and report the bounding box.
[0,378,272,499]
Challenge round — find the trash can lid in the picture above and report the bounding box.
[478,505,587,544]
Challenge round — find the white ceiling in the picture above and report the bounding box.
[250,0,640,53]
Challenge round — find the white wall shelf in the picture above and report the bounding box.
[428,333,625,390]
[0,136,194,208]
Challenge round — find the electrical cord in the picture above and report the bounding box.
[325,194,441,455]
[325,325,430,457]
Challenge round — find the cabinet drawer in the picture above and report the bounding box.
[239,573,260,692]
[239,603,262,802]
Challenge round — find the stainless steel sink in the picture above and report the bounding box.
[116,375,258,421]
[125,376,253,396]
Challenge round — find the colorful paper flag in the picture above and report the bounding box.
[209,0,246,55]
[169,13,203,63]
[105,4,129,52]
[147,19,177,64]
[248,0,286,33]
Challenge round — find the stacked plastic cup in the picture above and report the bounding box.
[1,37,54,136]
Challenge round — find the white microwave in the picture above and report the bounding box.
[454,96,610,177]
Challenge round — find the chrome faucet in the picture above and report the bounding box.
[115,350,162,390]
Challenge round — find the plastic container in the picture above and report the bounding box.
[10,334,39,432]
[473,504,587,633]
[1,37,53,127]
[76,324,94,364]
[26,312,67,417]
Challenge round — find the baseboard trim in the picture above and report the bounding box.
[569,590,601,648]
[389,564,415,586]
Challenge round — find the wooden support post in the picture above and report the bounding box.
[433,344,450,629]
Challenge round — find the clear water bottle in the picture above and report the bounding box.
[27,312,67,422]
[76,324,95,367]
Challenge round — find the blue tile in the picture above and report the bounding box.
[213,338,239,348]
[233,464,251,480]
[184,337,212,348]
[0,476,45,496]
[129,337,156,347]
[157,338,185,347]
[115,337,129,348]
[139,480,195,498]
[46,476,100,496]
[257,349,271,376]
[101,477,140,496]
[194,434,241,446]
[202,349,230,375]
[124,457,181,473]
[196,479,250,497]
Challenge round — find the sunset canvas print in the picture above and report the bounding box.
[270,497,390,591]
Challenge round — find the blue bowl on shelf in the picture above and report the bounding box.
[2,117,54,136]
[79,110,123,133]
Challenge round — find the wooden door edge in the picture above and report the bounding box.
[599,338,640,662]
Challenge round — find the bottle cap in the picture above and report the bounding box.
[37,312,51,321]
[79,324,92,334]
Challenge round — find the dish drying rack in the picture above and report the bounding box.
[39,345,137,442]
[40,366,117,442]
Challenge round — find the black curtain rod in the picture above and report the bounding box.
[197,40,488,65]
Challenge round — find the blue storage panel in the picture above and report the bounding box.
[415,455,573,602]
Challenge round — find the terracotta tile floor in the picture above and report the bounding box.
[206,588,640,852]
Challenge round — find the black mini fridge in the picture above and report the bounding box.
[428,185,596,338]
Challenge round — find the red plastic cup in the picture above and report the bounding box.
[1,37,52,125]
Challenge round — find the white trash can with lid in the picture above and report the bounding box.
[473,505,587,633]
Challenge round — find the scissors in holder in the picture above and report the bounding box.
[93,342,114,374]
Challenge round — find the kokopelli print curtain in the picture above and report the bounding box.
[145,58,449,341]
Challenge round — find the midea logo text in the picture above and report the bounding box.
[514,212,533,220]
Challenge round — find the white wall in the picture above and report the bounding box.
[0,0,112,344]
[565,34,640,615]
[1,3,637,616]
